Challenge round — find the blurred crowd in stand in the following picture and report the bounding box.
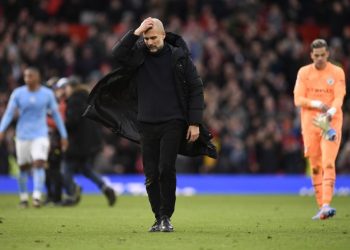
[1,0,350,174]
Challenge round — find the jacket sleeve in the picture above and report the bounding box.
[184,56,204,125]
[112,30,140,63]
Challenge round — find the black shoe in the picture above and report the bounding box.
[61,185,81,207]
[61,198,78,207]
[43,199,54,206]
[148,219,161,232]
[44,198,61,206]
[103,186,116,207]
[160,216,174,232]
[19,200,29,209]
[53,201,63,206]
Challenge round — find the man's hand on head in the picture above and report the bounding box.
[134,17,153,36]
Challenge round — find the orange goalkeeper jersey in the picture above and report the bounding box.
[294,62,346,134]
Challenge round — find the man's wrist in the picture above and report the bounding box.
[310,100,323,108]
[326,107,336,117]
[189,123,200,127]
[134,29,142,36]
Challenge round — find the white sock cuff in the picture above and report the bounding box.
[20,193,29,201]
[32,191,42,200]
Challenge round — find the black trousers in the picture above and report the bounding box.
[45,131,63,203]
[45,161,62,203]
[62,154,105,196]
[139,119,186,219]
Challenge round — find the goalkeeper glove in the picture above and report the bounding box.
[323,128,336,141]
[313,113,336,141]
[313,113,331,131]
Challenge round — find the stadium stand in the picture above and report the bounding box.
[0,0,349,174]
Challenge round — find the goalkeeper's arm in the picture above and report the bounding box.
[293,70,332,112]
[295,98,329,112]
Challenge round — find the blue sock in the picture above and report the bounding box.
[18,170,29,201]
[33,168,45,200]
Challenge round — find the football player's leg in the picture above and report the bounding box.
[15,139,31,207]
[304,134,322,208]
[18,165,31,208]
[31,138,50,206]
[314,131,341,219]
[320,132,341,207]
[308,155,323,208]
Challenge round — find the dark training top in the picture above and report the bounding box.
[135,43,184,123]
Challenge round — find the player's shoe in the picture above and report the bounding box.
[33,199,42,208]
[19,200,29,209]
[44,198,62,207]
[320,205,336,220]
[148,218,161,232]
[61,185,82,207]
[312,209,323,220]
[312,206,336,220]
[103,186,117,207]
[43,198,53,206]
[61,198,77,207]
[160,216,174,232]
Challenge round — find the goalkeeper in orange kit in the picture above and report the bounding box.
[294,39,346,220]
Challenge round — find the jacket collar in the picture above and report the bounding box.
[165,32,190,54]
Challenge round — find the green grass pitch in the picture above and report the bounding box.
[0,195,349,250]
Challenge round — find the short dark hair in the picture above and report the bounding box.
[25,67,41,76]
[310,39,328,51]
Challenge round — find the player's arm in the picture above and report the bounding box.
[293,69,328,111]
[0,90,19,136]
[326,68,346,118]
[48,91,68,151]
[48,91,67,139]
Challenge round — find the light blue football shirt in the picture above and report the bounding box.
[0,85,67,140]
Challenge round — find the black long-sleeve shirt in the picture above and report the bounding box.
[135,43,184,123]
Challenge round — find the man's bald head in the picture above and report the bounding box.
[143,18,166,53]
[146,18,165,35]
